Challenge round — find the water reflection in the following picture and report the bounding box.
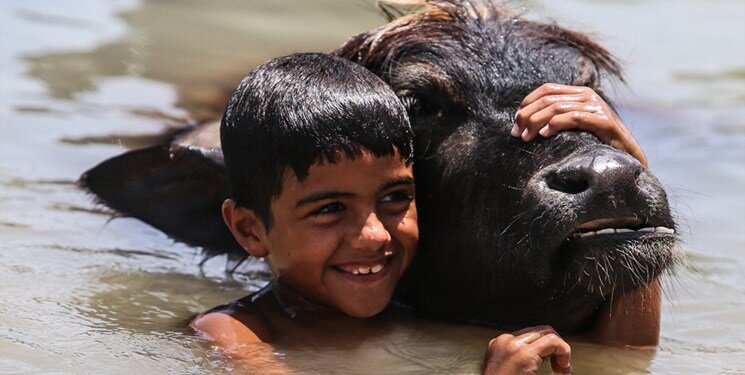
[76,271,248,335]
[21,0,385,123]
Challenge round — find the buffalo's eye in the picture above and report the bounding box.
[400,94,443,119]
[395,83,466,159]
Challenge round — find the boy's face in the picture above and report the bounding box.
[230,151,418,318]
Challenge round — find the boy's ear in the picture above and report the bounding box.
[221,199,269,258]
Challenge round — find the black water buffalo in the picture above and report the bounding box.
[81,0,682,341]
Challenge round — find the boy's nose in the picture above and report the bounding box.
[349,213,392,252]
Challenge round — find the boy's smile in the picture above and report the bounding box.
[226,151,418,318]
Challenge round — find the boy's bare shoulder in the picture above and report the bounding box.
[192,294,274,346]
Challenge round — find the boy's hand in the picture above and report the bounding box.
[513,83,649,168]
[482,325,572,375]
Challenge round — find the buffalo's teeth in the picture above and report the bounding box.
[371,264,383,274]
[358,267,370,275]
[352,269,360,275]
[575,226,675,239]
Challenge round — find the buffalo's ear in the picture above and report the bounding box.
[78,144,246,264]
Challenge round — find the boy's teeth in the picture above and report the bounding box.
[343,263,386,275]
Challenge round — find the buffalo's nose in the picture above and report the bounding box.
[544,150,643,198]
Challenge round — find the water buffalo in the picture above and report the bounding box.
[80,0,682,342]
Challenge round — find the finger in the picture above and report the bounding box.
[520,83,589,109]
[510,84,600,141]
[530,334,572,373]
[518,94,588,121]
[540,112,649,168]
[514,98,589,139]
[540,111,614,139]
[511,325,557,337]
[551,356,573,374]
[487,333,514,350]
[513,326,560,345]
[518,102,589,141]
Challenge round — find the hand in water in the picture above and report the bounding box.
[482,325,572,375]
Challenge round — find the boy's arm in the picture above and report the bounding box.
[193,312,291,373]
[513,83,660,347]
[591,278,662,347]
[192,311,271,347]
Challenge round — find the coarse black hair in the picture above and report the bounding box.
[220,52,414,229]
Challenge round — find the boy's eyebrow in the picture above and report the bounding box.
[295,191,355,208]
[294,176,414,208]
[381,176,415,191]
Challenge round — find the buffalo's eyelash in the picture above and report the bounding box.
[400,95,420,112]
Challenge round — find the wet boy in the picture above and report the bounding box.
[194,53,420,347]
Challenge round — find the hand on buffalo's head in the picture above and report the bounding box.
[513,83,648,168]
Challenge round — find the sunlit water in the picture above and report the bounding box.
[1,1,743,374]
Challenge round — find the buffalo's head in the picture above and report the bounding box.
[334,0,682,331]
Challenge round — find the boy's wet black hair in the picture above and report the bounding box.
[221,52,414,229]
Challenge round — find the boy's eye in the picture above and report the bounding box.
[380,191,414,205]
[310,202,346,216]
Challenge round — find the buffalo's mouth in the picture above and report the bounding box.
[568,216,675,240]
[550,213,680,297]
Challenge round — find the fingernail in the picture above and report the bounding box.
[539,125,550,136]
[521,128,530,141]
[510,123,520,137]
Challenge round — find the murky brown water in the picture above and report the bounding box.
[1,0,744,373]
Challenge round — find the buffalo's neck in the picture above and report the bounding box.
[400,266,606,333]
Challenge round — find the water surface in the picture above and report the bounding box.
[1,0,744,373]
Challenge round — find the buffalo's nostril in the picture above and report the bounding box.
[546,170,589,194]
[543,150,644,198]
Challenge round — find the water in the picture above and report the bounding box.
[1,0,743,373]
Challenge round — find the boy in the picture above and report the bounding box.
[194,53,421,349]
[193,52,646,374]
